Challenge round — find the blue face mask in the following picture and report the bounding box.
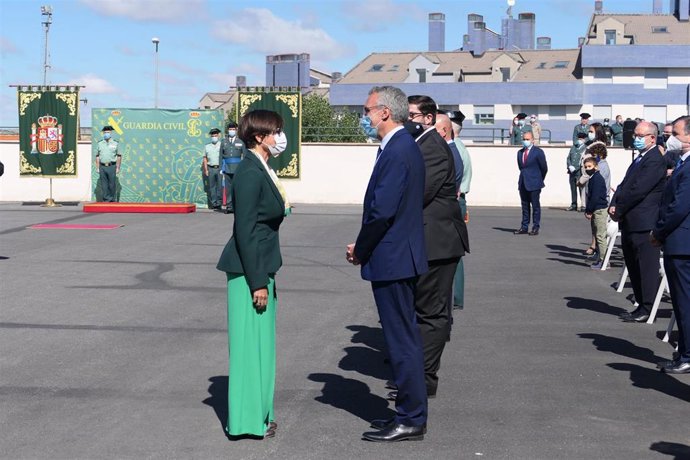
[103,132,111,140]
[633,136,646,150]
[360,116,379,138]
[522,139,532,148]
[211,136,219,144]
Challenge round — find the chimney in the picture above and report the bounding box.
[236,75,246,88]
[595,0,603,13]
[653,0,663,13]
[331,72,342,82]
[536,36,551,50]
[578,37,586,47]
[428,12,446,52]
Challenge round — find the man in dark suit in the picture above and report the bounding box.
[347,86,428,442]
[651,115,690,373]
[514,131,548,236]
[406,95,469,398]
[609,121,667,322]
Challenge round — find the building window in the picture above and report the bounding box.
[521,106,538,117]
[500,67,510,82]
[204,105,210,109]
[593,105,611,121]
[644,68,667,89]
[604,29,616,45]
[368,64,384,72]
[473,105,494,125]
[593,68,612,83]
[651,26,668,33]
[548,105,566,120]
[535,62,546,69]
[388,65,399,72]
[643,105,666,123]
[416,68,426,83]
[552,61,569,69]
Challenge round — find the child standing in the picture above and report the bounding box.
[584,157,609,270]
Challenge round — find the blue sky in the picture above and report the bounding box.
[0,0,659,126]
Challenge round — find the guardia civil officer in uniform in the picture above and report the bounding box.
[220,121,245,213]
[203,128,222,210]
[610,115,624,146]
[511,113,532,146]
[573,113,591,144]
[94,125,121,202]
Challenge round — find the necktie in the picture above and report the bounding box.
[376,147,382,160]
[522,148,529,165]
[675,158,684,170]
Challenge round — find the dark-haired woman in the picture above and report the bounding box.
[216,109,290,439]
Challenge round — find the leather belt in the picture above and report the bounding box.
[208,165,219,168]
[100,162,116,167]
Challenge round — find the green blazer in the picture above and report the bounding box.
[216,152,285,291]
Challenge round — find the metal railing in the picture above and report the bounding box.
[459,127,552,144]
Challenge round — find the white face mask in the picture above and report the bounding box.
[588,132,596,141]
[666,135,683,152]
[266,131,287,157]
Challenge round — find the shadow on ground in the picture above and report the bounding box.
[650,441,690,459]
[565,296,627,316]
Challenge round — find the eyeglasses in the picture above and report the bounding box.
[363,104,384,115]
[634,133,655,137]
[408,111,424,119]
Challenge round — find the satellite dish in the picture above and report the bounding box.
[507,0,516,5]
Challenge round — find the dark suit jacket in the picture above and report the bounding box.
[415,128,469,261]
[611,146,666,232]
[216,152,285,291]
[653,157,690,255]
[448,141,464,192]
[517,145,548,192]
[354,128,428,282]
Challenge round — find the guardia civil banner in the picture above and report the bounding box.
[91,108,224,206]
[237,90,301,178]
[18,87,79,176]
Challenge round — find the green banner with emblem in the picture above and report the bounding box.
[91,108,224,206]
[17,87,79,176]
[237,90,301,178]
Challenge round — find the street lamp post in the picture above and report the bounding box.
[152,37,160,108]
[41,5,52,85]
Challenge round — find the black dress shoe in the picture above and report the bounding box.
[362,423,425,442]
[661,361,690,374]
[657,359,680,370]
[619,308,642,319]
[528,229,539,236]
[370,417,396,430]
[621,313,650,323]
[514,228,528,235]
[385,380,397,390]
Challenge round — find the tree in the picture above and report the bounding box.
[301,93,365,143]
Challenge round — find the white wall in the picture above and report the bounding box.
[0,141,635,207]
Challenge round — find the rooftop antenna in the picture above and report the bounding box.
[507,0,515,17]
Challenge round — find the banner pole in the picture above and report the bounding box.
[41,177,60,207]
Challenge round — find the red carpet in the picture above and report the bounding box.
[29,224,123,230]
[83,202,196,213]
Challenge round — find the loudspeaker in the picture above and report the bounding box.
[622,120,637,149]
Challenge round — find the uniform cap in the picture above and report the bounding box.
[580,113,591,119]
[102,125,114,132]
[516,113,528,119]
[444,110,466,124]
[226,121,238,129]
[209,128,221,135]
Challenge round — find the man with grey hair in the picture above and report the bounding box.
[347,85,429,442]
[609,121,667,322]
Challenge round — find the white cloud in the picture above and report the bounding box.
[78,0,205,22]
[340,0,411,32]
[212,8,352,61]
[0,36,18,54]
[68,74,117,94]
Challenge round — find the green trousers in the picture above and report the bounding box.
[226,274,276,437]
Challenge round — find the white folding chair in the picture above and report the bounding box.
[647,256,669,324]
[616,265,628,293]
[663,312,676,343]
[602,221,620,271]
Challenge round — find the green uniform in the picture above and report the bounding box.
[572,123,589,144]
[453,137,471,309]
[566,142,586,208]
[204,142,222,208]
[511,124,532,145]
[95,139,120,202]
[610,122,624,146]
[220,136,245,210]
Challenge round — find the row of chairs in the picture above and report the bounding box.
[603,221,676,344]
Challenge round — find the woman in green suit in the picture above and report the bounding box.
[216,109,290,439]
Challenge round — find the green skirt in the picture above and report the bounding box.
[226,273,276,437]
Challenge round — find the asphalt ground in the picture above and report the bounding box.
[0,203,688,460]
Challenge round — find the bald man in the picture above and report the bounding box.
[609,121,667,323]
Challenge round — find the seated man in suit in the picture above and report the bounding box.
[347,85,429,442]
[651,115,690,374]
[610,121,667,323]
[514,131,548,236]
